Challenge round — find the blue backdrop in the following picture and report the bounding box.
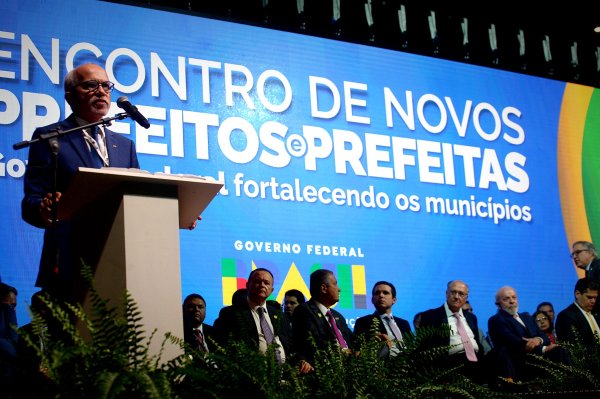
[0,0,578,330]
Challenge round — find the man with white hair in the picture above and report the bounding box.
[488,286,566,381]
[418,280,483,381]
[22,63,140,301]
[571,241,600,280]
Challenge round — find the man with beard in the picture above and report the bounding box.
[488,286,567,382]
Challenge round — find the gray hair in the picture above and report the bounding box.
[573,241,598,258]
[495,286,516,304]
[63,67,80,93]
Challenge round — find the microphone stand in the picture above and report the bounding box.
[13,112,130,151]
[12,112,131,274]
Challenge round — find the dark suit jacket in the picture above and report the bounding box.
[0,303,18,360]
[488,310,558,379]
[585,258,600,283]
[488,310,549,356]
[22,114,140,289]
[292,299,354,364]
[278,312,294,355]
[16,322,51,396]
[555,303,600,346]
[419,305,484,360]
[587,258,600,313]
[354,312,412,339]
[183,323,216,352]
[214,301,284,351]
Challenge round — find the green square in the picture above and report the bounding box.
[337,264,352,309]
[221,258,237,277]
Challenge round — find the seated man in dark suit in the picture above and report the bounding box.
[488,286,567,382]
[182,293,215,354]
[214,268,285,364]
[292,269,354,373]
[354,281,411,356]
[279,289,306,355]
[555,278,600,347]
[419,280,484,381]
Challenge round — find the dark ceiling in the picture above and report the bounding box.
[107,0,600,86]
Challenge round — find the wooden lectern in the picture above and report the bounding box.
[59,167,223,361]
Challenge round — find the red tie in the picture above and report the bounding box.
[194,328,206,352]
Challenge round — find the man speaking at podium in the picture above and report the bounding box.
[22,63,140,300]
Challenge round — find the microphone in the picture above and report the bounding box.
[117,96,150,129]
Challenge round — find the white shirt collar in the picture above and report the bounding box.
[444,302,463,318]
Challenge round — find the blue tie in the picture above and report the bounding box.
[89,126,103,168]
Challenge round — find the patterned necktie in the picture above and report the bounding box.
[257,307,274,344]
[87,126,106,167]
[585,312,600,336]
[193,328,206,352]
[453,312,477,362]
[326,309,348,349]
[383,315,403,342]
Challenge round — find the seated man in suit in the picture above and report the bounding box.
[488,286,567,382]
[292,269,354,373]
[354,281,411,356]
[279,289,306,355]
[419,280,484,381]
[182,293,215,354]
[555,278,600,347]
[22,63,140,301]
[214,268,285,364]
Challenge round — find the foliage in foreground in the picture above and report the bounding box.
[17,279,600,398]
[20,268,171,398]
[524,330,600,394]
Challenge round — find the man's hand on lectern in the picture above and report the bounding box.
[188,215,202,230]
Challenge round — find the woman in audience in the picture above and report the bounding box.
[533,310,556,344]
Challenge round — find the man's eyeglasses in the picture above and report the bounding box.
[449,290,468,298]
[535,316,548,322]
[76,80,115,92]
[570,249,590,258]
